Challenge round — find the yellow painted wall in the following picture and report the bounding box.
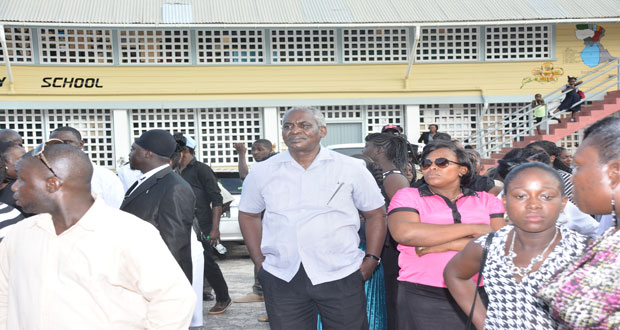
[0,22,618,102]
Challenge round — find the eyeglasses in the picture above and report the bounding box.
[421,157,464,170]
[33,138,64,178]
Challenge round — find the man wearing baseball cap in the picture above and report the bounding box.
[121,129,196,282]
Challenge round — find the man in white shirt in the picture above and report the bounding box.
[239,106,386,330]
[0,142,195,329]
[49,126,125,208]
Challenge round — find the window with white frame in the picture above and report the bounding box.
[419,104,480,143]
[485,25,551,60]
[416,27,479,62]
[119,30,190,64]
[271,29,336,63]
[342,28,409,63]
[0,27,34,63]
[196,29,265,64]
[47,109,116,168]
[38,28,113,64]
[367,105,403,133]
[198,107,262,165]
[0,109,45,150]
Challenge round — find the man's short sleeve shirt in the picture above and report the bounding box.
[238,147,385,285]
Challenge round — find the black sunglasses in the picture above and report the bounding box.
[33,138,65,178]
[421,157,464,170]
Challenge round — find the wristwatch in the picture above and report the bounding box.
[364,253,381,265]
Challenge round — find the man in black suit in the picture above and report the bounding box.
[417,124,439,144]
[121,129,196,282]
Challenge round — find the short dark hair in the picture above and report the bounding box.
[526,140,572,172]
[504,162,564,195]
[253,139,272,150]
[51,126,82,141]
[0,141,20,156]
[421,141,475,186]
[429,124,439,130]
[583,117,620,164]
[432,132,452,141]
[497,147,550,180]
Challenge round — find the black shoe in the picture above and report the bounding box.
[203,292,215,301]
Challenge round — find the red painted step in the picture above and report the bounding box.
[482,90,620,172]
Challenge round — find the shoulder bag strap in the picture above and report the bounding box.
[465,231,495,330]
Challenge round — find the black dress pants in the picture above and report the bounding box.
[201,241,230,303]
[258,264,368,330]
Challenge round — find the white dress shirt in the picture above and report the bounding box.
[0,198,196,330]
[91,163,125,208]
[239,147,385,285]
[126,164,169,196]
[116,164,142,192]
[557,200,600,238]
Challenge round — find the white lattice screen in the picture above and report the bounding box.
[198,107,262,165]
[38,28,113,64]
[196,29,264,64]
[416,27,479,62]
[271,29,336,63]
[419,104,479,144]
[367,105,404,133]
[485,25,551,60]
[119,30,190,64]
[129,109,197,141]
[46,109,116,167]
[342,28,409,63]
[0,27,34,63]
[0,109,45,151]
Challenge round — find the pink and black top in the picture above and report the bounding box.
[387,184,504,288]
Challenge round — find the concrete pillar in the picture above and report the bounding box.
[113,109,131,169]
[405,105,421,144]
[263,107,280,151]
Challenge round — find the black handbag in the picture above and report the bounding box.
[465,232,495,330]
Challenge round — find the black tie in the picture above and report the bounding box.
[124,178,144,199]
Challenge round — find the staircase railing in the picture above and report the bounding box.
[465,58,620,158]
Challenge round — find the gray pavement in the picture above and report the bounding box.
[201,244,270,330]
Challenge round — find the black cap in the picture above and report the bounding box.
[135,129,176,158]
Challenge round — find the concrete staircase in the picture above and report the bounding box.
[481,89,620,170]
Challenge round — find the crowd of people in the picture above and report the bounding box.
[0,108,617,330]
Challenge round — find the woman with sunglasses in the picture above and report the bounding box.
[387,141,505,329]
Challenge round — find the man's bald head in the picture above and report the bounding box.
[44,144,93,186]
[0,129,23,147]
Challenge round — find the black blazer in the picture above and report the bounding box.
[120,166,196,282]
[418,131,433,144]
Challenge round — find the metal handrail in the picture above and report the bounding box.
[466,59,619,139]
[466,58,620,158]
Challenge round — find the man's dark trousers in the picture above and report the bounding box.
[202,240,230,303]
[258,264,368,330]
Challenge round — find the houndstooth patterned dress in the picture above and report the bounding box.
[474,225,587,329]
